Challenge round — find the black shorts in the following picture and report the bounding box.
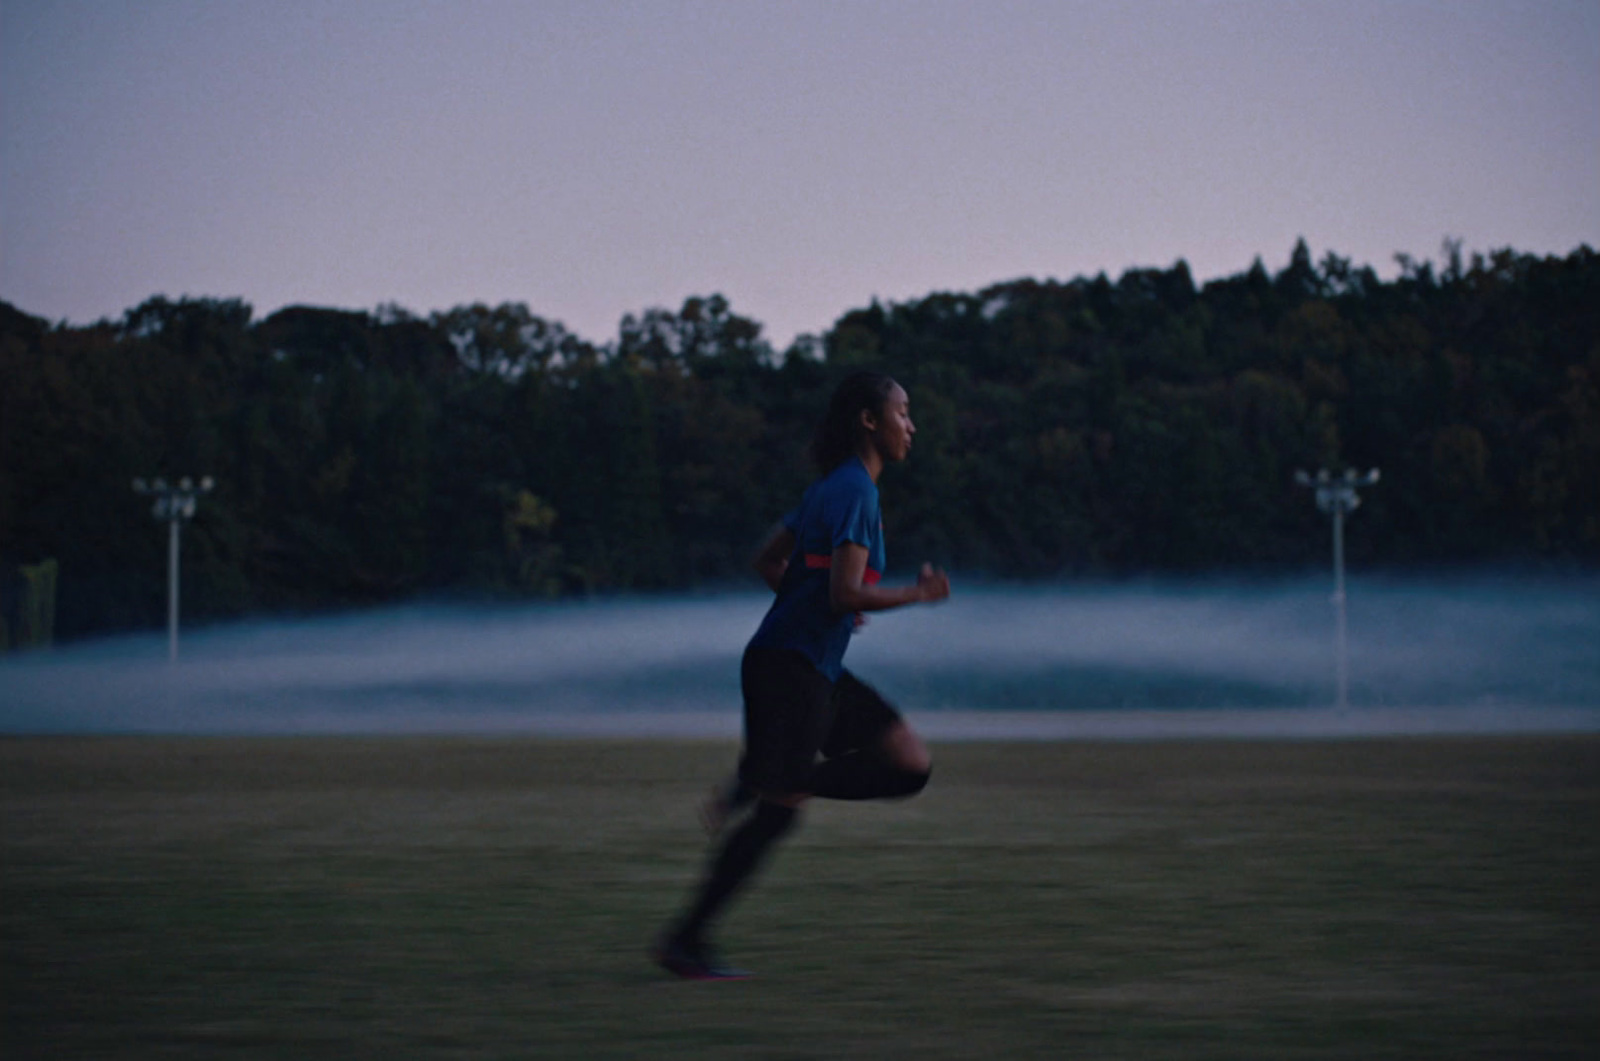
[739,646,903,796]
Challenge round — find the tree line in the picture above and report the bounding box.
[2,239,1596,645]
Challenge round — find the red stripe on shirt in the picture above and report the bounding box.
[802,553,880,584]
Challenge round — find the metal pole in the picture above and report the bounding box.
[135,475,212,663]
[1332,505,1347,712]
[168,516,181,662]
[1295,467,1378,713]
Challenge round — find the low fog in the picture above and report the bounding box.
[2,575,1596,738]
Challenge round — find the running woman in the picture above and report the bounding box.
[654,370,950,979]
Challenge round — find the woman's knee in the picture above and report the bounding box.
[882,722,931,776]
[879,722,932,798]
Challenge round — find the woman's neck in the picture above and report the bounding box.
[855,444,884,483]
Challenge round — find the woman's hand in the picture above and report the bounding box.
[915,563,950,603]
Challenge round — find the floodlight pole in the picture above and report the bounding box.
[132,476,214,660]
[1294,467,1380,711]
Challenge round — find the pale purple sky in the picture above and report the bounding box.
[3,0,1597,350]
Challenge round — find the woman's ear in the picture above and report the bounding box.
[858,406,879,434]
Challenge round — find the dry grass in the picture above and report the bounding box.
[3,736,1597,1059]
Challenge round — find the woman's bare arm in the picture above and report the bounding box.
[828,543,949,614]
[753,524,796,593]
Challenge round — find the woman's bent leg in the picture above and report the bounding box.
[810,672,932,801]
[809,722,931,800]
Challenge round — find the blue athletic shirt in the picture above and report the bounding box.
[748,457,885,681]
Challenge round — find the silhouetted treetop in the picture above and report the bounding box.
[2,240,1595,641]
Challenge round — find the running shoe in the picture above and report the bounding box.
[652,934,751,981]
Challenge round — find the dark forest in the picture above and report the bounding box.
[2,240,1596,645]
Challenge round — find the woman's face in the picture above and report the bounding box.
[866,383,915,462]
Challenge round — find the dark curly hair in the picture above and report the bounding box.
[811,370,900,475]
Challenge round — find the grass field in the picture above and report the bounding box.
[3,736,1597,1059]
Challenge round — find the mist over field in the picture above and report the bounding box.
[3,575,1596,738]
